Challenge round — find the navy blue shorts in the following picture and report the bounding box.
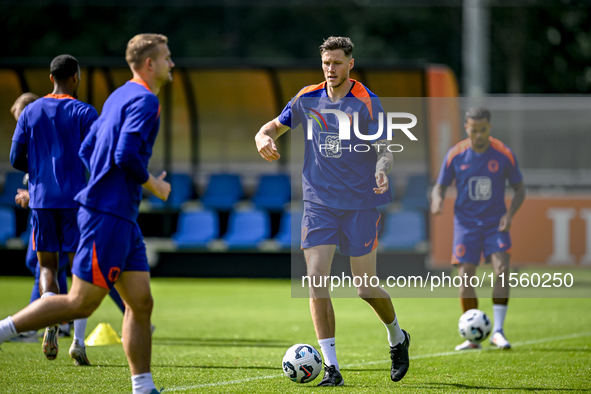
[301,201,381,257]
[25,231,70,274]
[31,208,79,253]
[72,207,149,290]
[452,221,511,265]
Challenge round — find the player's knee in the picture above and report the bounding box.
[126,294,153,316]
[357,286,379,300]
[459,285,476,298]
[69,295,101,318]
[309,285,330,299]
[142,295,154,314]
[306,271,330,289]
[495,263,509,276]
[39,267,59,278]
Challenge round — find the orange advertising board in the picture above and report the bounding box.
[430,193,591,267]
[426,66,461,182]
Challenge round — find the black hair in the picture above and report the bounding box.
[465,107,491,122]
[50,55,79,80]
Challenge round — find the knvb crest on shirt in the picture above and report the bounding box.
[319,132,342,158]
[469,176,492,201]
[304,107,418,158]
[304,107,342,158]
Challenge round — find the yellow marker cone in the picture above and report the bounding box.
[85,323,122,346]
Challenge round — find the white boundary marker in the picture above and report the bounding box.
[163,331,591,392]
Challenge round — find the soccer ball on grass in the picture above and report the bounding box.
[282,344,323,383]
[458,309,491,343]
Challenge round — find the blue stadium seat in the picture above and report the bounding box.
[379,209,426,251]
[200,173,243,211]
[388,174,397,201]
[148,173,195,209]
[0,206,16,245]
[252,174,291,211]
[274,210,303,248]
[223,209,269,249]
[401,174,430,211]
[172,209,218,249]
[0,172,26,207]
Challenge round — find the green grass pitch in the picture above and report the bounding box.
[1,276,590,393]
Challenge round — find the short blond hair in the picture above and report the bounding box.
[125,33,168,69]
[11,92,39,120]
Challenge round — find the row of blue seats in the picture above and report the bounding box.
[0,207,15,245]
[148,173,430,211]
[0,172,290,211]
[0,172,431,212]
[147,173,290,211]
[172,208,427,251]
[0,205,427,252]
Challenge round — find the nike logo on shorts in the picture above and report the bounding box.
[365,239,374,247]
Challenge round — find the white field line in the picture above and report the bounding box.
[163,331,591,392]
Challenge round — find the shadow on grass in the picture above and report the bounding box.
[407,383,590,392]
[525,347,591,353]
[152,337,290,348]
[88,364,282,371]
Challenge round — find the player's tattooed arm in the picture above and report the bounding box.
[373,139,393,194]
[373,139,393,174]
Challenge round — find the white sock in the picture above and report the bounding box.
[318,337,339,371]
[493,304,508,334]
[384,315,405,346]
[74,319,87,346]
[131,372,156,394]
[0,316,18,343]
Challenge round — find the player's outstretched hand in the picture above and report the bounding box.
[256,134,280,162]
[15,188,30,208]
[373,171,389,194]
[498,213,512,232]
[143,171,171,201]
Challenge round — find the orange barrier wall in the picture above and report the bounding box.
[430,193,591,267]
[425,66,461,182]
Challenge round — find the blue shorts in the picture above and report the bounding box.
[452,220,511,265]
[31,208,79,252]
[301,201,381,257]
[72,206,149,290]
[25,232,70,274]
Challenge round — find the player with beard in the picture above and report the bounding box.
[431,107,525,351]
